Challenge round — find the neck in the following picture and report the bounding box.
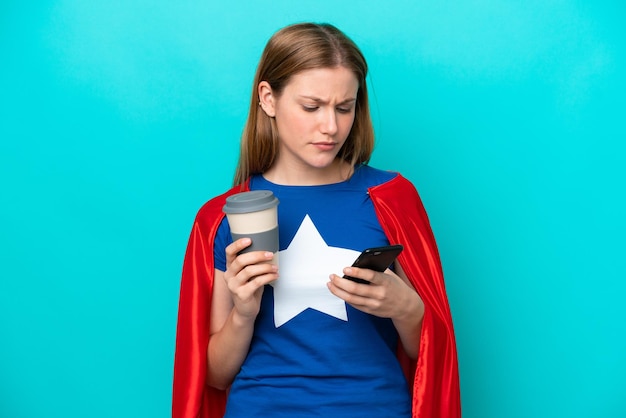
[263,160,353,186]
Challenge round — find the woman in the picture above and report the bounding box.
[173,23,460,418]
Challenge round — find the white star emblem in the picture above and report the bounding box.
[270,215,360,327]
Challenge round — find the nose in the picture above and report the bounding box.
[320,108,338,136]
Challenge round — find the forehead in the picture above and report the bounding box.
[284,67,359,96]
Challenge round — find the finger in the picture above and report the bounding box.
[329,273,370,297]
[230,270,278,305]
[245,270,279,287]
[228,253,277,285]
[342,266,378,285]
[232,270,278,298]
[327,275,378,309]
[228,250,276,276]
[225,238,252,263]
[239,261,278,285]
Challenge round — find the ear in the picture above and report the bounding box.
[258,81,276,117]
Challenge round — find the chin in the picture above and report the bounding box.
[309,158,339,170]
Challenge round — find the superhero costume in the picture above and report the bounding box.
[173,172,461,418]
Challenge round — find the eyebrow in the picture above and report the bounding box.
[299,96,357,105]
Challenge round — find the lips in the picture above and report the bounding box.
[312,142,337,151]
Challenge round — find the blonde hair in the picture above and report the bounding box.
[233,23,374,186]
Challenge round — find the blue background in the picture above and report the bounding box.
[1,1,624,417]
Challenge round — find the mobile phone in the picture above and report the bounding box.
[343,244,404,284]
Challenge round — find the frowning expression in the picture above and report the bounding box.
[259,66,359,176]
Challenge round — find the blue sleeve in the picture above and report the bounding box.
[213,217,231,271]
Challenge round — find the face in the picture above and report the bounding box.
[259,66,359,181]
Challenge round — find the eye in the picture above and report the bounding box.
[302,105,318,112]
[336,106,353,114]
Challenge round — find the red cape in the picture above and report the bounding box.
[173,173,461,417]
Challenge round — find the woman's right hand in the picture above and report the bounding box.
[207,239,278,389]
[223,238,279,320]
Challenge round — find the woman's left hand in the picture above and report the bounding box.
[327,265,420,320]
[327,263,424,359]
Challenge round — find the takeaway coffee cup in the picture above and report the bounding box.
[222,190,280,261]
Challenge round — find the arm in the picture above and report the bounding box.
[389,262,424,359]
[207,238,278,390]
[368,175,461,417]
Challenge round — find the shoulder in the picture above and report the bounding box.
[350,164,398,188]
[354,165,417,194]
[194,184,248,228]
[352,165,424,211]
[368,170,423,208]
